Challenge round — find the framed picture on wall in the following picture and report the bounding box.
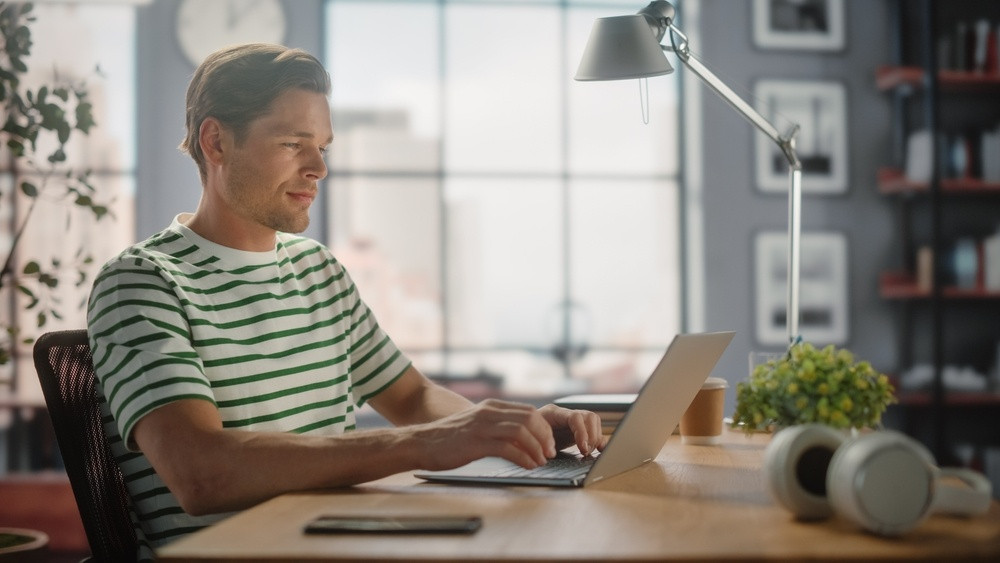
[754,231,848,346]
[754,79,848,195]
[752,0,845,51]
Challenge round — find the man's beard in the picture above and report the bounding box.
[226,166,312,234]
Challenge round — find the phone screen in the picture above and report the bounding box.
[303,515,482,535]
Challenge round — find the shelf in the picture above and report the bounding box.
[879,271,1000,300]
[877,167,1000,196]
[876,65,1000,94]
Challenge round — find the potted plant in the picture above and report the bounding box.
[0,527,48,559]
[731,342,896,433]
[0,1,111,369]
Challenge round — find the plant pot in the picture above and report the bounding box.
[0,527,49,561]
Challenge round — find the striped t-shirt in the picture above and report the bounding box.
[86,215,410,559]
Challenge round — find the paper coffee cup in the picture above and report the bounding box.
[680,377,728,445]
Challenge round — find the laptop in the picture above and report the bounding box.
[415,331,734,487]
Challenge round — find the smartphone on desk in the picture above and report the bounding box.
[304,515,482,535]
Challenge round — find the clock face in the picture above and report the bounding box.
[176,0,287,66]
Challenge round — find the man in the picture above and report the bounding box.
[87,43,606,558]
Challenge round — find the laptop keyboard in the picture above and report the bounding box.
[485,454,596,480]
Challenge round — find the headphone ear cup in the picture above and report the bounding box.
[827,431,935,536]
[763,424,847,520]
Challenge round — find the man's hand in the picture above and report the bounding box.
[372,368,606,471]
[409,399,608,471]
[538,404,607,456]
[410,399,557,470]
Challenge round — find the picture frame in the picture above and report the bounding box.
[752,0,845,51]
[754,231,848,346]
[754,79,848,195]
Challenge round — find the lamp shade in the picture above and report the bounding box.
[575,15,673,81]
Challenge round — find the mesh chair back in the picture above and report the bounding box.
[34,329,138,563]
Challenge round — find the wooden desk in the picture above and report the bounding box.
[158,429,1000,562]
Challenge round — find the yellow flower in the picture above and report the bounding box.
[839,396,853,412]
[787,382,799,394]
[830,410,847,426]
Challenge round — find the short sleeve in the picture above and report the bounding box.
[87,255,215,450]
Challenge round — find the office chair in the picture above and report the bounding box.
[34,329,138,563]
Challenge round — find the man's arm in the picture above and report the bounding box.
[132,366,602,516]
[133,398,420,516]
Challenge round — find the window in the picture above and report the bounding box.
[325,0,681,397]
[0,4,136,405]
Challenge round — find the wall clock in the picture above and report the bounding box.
[176,0,287,66]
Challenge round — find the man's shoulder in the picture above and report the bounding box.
[276,233,340,264]
[276,232,326,251]
[100,226,197,273]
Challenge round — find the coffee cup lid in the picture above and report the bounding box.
[702,377,728,389]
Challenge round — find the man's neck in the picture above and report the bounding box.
[183,205,277,252]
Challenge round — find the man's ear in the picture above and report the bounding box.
[199,117,228,167]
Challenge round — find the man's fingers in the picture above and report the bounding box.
[476,400,555,465]
[566,409,602,455]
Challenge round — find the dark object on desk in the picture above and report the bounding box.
[553,393,636,412]
[33,329,139,563]
[304,515,482,535]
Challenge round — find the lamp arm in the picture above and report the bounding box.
[666,24,800,168]
[665,22,803,344]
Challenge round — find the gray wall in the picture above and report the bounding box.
[695,0,897,410]
[136,0,325,241]
[136,0,899,409]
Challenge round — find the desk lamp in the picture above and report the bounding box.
[576,0,803,344]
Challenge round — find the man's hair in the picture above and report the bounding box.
[179,43,332,181]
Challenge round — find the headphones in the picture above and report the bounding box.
[764,424,993,536]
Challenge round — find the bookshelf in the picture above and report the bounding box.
[879,0,1000,462]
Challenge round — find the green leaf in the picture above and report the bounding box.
[75,101,95,133]
[56,121,71,144]
[19,181,37,197]
[22,261,40,275]
[36,311,46,328]
[6,139,23,156]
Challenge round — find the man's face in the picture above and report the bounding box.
[221,88,333,234]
